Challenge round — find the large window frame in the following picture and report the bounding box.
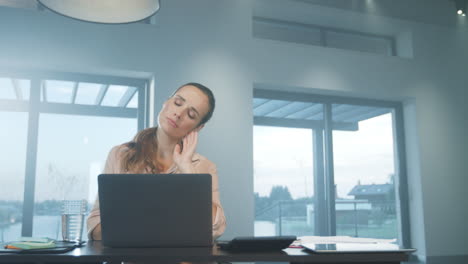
[0,69,150,237]
[253,17,397,57]
[253,88,410,247]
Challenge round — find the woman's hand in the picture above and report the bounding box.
[173,131,198,173]
[92,224,102,240]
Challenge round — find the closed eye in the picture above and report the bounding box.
[174,98,183,106]
[188,111,196,119]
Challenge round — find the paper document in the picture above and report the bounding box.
[291,236,397,247]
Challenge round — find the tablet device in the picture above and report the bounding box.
[217,236,296,252]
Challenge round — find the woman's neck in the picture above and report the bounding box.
[155,128,178,161]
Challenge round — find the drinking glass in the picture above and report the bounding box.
[61,199,87,242]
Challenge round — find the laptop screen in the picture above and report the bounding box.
[98,173,212,248]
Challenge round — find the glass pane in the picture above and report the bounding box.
[0,112,28,242]
[127,92,138,108]
[332,104,397,240]
[253,19,322,46]
[75,82,102,105]
[326,31,392,55]
[0,78,30,101]
[33,114,137,239]
[0,77,16,100]
[18,79,30,101]
[254,126,314,236]
[43,80,75,104]
[101,85,128,107]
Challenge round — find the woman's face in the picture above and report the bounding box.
[158,85,209,139]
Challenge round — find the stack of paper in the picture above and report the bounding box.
[290,236,397,247]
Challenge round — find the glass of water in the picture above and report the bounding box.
[61,200,87,242]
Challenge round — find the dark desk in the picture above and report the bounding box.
[0,241,413,264]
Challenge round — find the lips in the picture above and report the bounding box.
[167,117,178,128]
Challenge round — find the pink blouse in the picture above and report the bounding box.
[86,144,227,240]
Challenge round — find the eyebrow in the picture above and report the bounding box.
[175,95,200,116]
[175,95,186,102]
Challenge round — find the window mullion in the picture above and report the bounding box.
[313,129,327,235]
[393,106,411,248]
[21,78,41,237]
[323,103,336,236]
[137,83,147,131]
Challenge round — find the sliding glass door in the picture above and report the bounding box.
[253,89,409,246]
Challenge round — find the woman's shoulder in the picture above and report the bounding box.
[192,153,216,169]
[109,143,129,153]
[107,143,132,159]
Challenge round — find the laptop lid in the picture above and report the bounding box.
[98,173,212,248]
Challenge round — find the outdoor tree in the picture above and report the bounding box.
[269,185,292,202]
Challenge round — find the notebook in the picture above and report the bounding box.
[98,173,212,248]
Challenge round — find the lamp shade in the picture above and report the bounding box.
[37,0,160,24]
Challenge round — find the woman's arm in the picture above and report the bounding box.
[173,132,227,238]
[208,163,227,239]
[86,145,121,240]
[87,199,102,240]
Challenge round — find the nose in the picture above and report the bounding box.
[173,111,181,119]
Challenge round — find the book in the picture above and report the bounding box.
[18,237,52,243]
[4,237,56,250]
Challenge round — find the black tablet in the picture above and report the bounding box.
[217,236,296,252]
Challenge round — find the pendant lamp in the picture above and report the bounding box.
[37,0,160,24]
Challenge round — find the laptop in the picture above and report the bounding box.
[98,173,212,248]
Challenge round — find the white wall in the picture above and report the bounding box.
[1,0,467,262]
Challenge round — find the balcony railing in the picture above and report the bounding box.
[255,199,397,239]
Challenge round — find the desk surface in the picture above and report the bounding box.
[0,241,413,264]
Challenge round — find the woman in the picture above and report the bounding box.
[86,82,226,240]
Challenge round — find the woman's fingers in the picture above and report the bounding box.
[173,131,199,172]
[174,142,181,155]
[178,131,198,159]
[184,131,197,151]
[190,131,198,152]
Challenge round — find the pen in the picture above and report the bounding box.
[4,245,21,249]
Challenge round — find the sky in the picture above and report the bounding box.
[254,113,395,199]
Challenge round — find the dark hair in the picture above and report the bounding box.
[172,82,215,126]
[121,83,215,173]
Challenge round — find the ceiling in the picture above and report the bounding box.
[0,77,138,108]
[1,0,464,28]
[253,93,392,131]
[295,0,464,28]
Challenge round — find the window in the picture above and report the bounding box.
[0,71,148,241]
[253,89,409,246]
[253,17,396,56]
